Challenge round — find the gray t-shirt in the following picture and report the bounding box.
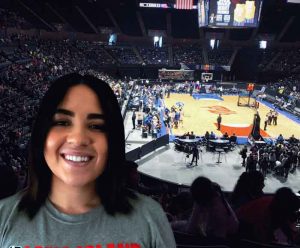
[0,192,176,248]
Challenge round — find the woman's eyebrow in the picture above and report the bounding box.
[55,108,74,117]
[87,113,105,120]
[55,108,104,120]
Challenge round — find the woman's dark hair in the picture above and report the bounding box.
[18,73,136,218]
[231,171,264,208]
[270,187,300,222]
[191,176,233,216]
[269,187,300,242]
[190,177,220,206]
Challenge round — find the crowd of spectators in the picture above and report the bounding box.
[258,48,279,71]
[0,53,9,64]
[272,74,300,96]
[207,48,234,66]
[106,46,141,65]
[173,43,204,67]
[263,73,300,112]
[240,136,300,179]
[268,49,300,73]
[137,46,169,65]
[129,83,168,137]
[75,41,115,65]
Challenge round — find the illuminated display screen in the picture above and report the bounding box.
[139,0,197,9]
[198,0,263,28]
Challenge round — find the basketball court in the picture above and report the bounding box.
[164,93,300,139]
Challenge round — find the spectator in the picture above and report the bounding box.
[277,134,284,144]
[229,133,237,143]
[237,187,300,245]
[230,171,265,210]
[289,134,298,144]
[172,177,239,239]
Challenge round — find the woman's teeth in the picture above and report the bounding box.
[64,155,90,162]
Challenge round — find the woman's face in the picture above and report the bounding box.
[44,84,108,189]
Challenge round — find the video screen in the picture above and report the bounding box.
[140,0,197,9]
[198,0,263,28]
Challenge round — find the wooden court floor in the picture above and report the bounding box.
[164,94,300,139]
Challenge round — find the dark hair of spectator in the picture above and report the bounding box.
[269,187,300,241]
[231,171,265,207]
[190,176,221,206]
[18,73,136,218]
[270,187,300,223]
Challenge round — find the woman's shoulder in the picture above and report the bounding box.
[0,191,23,209]
[131,193,163,210]
[129,193,176,247]
[130,193,166,217]
[0,191,24,225]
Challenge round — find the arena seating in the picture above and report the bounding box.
[137,46,169,65]
[207,48,233,66]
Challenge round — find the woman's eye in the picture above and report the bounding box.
[89,124,106,132]
[52,120,70,126]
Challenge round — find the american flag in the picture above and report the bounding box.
[175,0,193,9]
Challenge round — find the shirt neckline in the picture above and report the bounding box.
[45,198,104,224]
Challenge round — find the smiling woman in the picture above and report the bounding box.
[0,73,176,248]
[44,85,109,212]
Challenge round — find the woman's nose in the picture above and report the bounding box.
[66,128,91,146]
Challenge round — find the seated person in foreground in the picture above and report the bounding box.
[172,177,239,239]
[237,187,300,245]
[230,171,265,210]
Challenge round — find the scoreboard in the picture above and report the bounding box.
[139,0,197,9]
[198,0,263,28]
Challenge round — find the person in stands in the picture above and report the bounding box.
[172,177,239,239]
[237,187,300,245]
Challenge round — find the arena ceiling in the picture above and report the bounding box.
[1,0,300,42]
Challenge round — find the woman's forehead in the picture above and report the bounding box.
[58,84,103,113]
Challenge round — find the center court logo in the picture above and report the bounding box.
[206,106,236,115]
